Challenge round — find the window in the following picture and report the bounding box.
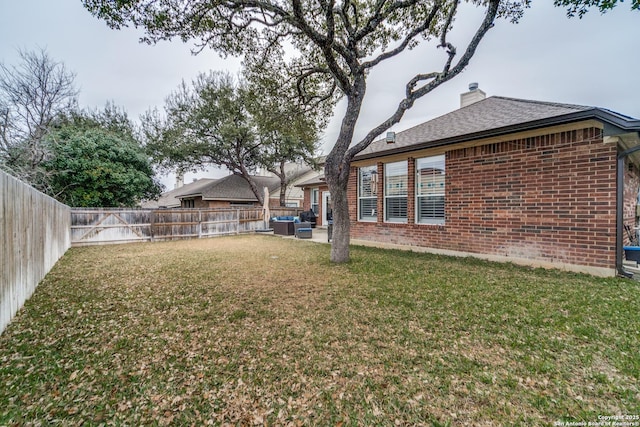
[358,166,378,221]
[182,198,195,208]
[384,161,407,222]
[416,155,445,224]
[311,188,319,215]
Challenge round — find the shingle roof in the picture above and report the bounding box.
[295,172,325,187]
[355,96,640,160]
[142,178,218,208]
[180,174,281,202]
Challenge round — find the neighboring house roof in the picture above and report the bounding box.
[179,174,281,202]
[270,164,316,200]
[141,178,218,208]
[355,96,640,160]
[295,172,326,188]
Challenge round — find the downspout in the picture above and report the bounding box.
[616,143,640,278]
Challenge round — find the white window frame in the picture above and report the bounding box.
[384,161,408,223]
[358,166,378,222]
[415,155,445,225]
[310,188,319,215]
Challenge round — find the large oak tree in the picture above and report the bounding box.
[142,70,324,206]
[83,0,530,262]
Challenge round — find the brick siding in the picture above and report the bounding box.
[350,127,627,270]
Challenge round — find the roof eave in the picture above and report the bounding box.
[354,109,640,161]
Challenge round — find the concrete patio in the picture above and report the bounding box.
[272,226,331,244]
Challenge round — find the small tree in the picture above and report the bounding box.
[0,48,78,189]
[83,0,528,262]
[44,107,162,207]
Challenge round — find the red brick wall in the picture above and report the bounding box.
[302,188,311,211]
[351,127,623,270]
[206,200,233,208]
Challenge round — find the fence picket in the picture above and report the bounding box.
[1,170,70,335]
[70,207,300,246]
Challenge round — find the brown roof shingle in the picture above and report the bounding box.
[355,96,605,160]
[182,174,281,202]
[142,178,218,208]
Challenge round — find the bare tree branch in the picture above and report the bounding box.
[0,48,78,188]
[360,2,443,70]
[346,0,500,160]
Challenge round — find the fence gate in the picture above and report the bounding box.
[71,209,152,246]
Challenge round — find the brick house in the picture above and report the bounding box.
[296,172,331,226]
[144,164,314,209]
[324,86,640,277]
[175,174,283,208]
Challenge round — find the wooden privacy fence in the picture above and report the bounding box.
[71,207,301,246]
[1,170,71,335]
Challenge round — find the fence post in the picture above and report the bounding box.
[150,210,156,242]
[237,209,241,235]
[198,210,202,239]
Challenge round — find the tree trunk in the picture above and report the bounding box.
[238,163,263,205]
[278,160,287,207]
[279,180,287,207]
[267,160,288,206]
[328,178,350,263]
[325,76,367,263]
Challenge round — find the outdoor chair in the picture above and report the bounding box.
[294,221,312,238]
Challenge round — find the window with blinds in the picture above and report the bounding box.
[358,166,378,221]
[384,161,407,222]
[416,155,445,224]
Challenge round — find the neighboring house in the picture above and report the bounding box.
[308,85,640,277]
[175,174,282,208]
[144,164,315,209]
[141,178,218,208]
[296,171,331,226]
[255,162,316,208]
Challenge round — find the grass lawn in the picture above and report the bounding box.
[1,235,639,426]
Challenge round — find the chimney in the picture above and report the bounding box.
[174,171,184,189]
[460,82,486,108]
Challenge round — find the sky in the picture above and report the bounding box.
[1,1,639,189]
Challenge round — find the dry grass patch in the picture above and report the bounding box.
[1,235,639,426]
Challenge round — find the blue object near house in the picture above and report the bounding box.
[624,246,640,262]
[272,216,298,222]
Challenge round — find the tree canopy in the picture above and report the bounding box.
[553,0,639,17]
[142,70,324,206]
[44,107,162,207]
